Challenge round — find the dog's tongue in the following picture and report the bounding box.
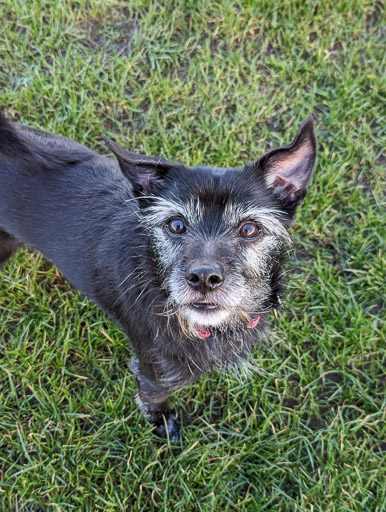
[195,326,211,338]
[195,316,260,338]
[246,315,260,328]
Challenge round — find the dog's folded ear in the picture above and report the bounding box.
[102,136,176,193]
[257,115,316,206]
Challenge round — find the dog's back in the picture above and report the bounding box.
[0,115,92,267]
[0,115,131,296]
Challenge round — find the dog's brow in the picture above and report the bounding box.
[143,197,202,224]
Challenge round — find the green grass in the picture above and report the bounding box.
[0,0,384,510]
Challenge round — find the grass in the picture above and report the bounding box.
[0,0,384,510]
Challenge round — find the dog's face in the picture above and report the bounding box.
[140,171,292,333]
[104,117,316,336]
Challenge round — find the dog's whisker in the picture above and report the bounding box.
[118,264,145,287]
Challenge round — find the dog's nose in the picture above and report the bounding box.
[185,265,224,293]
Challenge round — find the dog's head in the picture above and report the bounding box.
[104,116,316,336]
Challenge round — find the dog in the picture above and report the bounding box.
[0,113,316,440]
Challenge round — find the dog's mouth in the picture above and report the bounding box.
[191,302,219,311]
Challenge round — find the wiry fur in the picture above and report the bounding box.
[0,113,316,440]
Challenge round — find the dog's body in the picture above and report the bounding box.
[0,115,316,439]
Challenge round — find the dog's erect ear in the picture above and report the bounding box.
[102,136,174,193]
[258,115,316,206]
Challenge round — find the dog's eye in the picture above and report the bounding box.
[239,223,262,240]
[167,218,186,235]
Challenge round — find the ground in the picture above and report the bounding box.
[0,1,384,511]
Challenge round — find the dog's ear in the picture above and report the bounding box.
[102,136,175,193]
[257,115,316,207]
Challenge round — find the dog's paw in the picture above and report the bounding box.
[129,357,140,376]
[154,413,180,441]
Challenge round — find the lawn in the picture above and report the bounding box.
[0,0,384,511]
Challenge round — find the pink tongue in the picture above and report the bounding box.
[195,326,211,338]
[246,315,260,329]
[195,316,260,338]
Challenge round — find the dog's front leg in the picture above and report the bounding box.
[129,358,180,441]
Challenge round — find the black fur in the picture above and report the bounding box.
[0,114,316,440]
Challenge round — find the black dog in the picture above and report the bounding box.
[0,114,316,440]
